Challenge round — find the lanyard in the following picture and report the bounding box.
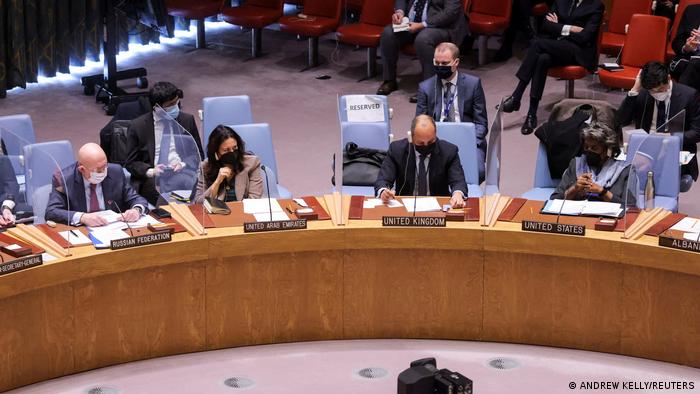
[442,84,456,120]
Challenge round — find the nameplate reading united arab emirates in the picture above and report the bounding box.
[521,220,585,236]
[244,219,307,233]
[110,231,172,250]
[0,254,43,276]
[382,216,446,227]
[659,236,700,253]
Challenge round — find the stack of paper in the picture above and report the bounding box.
[59,230,92,245]
[363,198,404,209]
[542,199,623,218]
[671,217,700,233]
[243,198,289,222]
[89,228,130,249]
[401,197,442,213]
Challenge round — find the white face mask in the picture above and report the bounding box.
[650,89,671,102]
[88,169,108,185]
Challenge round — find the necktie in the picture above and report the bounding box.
[657,100,668,133]
[89,184,100,213]
[568,0,578,16]
[443,82,454,122]
[417,154,427,196]
[412,0,427,23]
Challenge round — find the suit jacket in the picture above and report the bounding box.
[125,111,203,180]
[672,4,700,60]
[540,0,604,70]
[616,82,700,179]
[45,163,148,225]
[0,156,19,207]
[374,138,468,197]
[395,0,468,43]
[416,73,488,181]
[193,155,264,203]
[534,112,589,179]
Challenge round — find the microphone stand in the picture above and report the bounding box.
[260,165,273,221]
[109,200,135,237]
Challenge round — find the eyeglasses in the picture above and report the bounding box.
[433,59,456,66]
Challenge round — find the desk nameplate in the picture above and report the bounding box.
[244,219,307,233]
[0,254,43,276]
[382,216,446,227]
[659,236,700,253]
[110,231,172,250]
[522,220,586,236]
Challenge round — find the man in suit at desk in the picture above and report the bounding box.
[375,114,468,208]
[416,42,488,182]
[616,61,700,192]
[45,143,148,226]
[125,81,203,205]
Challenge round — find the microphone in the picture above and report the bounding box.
[555,197,567,225]
[108,200,134,237]
[260,165,273,221]
[413,152,419,218]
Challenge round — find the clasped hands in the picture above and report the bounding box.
[380,189,466,208]
[546,13,583,33]
[574,173,603,195]
[152,162,184,176]
[683,29,700,53]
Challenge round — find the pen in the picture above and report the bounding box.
[530,207,534,215]
[70,229,80,238]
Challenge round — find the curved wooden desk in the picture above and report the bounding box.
[1,219,699,391]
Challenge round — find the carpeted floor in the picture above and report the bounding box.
[4,21,699,215]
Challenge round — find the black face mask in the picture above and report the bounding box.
[433,65,453,80]
[584,150,602,168]
[218,151,239,166]
[416,142,436,156]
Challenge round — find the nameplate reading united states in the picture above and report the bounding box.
[0,254,43,276]
[521,220,585,236]
[244,219,307,233]
[110,231,172,250]
[659,236,700,253]
[382,216,446,227]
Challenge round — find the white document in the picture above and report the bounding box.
[671,217,700,233]
[543,199,622,217]
[401,197,442,213]
[243,198,283,214]
[683,232,700,241]
[345,95,386,122]
[681,151,696,165]
[94,210,121,224]
[129,215,161,228]
[363,199,382,209]
[542,199,587,215]
[293,198,309,207]
[41,253,58,262]
[59,230,92,245]
[89,228,130,248]
[253,212,289,222]
[392,17,410,33]
[580,201,623,217]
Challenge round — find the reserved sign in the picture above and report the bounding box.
[244,219,308,233]
[0,254,43,276]
[110,231,172,250]
[382,216,447,227]
[659,236,700,253]
[522,220,586,236]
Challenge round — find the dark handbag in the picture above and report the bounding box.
[332,142,387,186]
[100,120,131,166]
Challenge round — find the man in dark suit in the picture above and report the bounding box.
[670,4,700,90]
[45,143,148,226]
[416,42,488,181]
[375,114,468,208]
[125,81,203,205]
[376,0,468,101]
[616,61,700,191]
[501,0,604,134]
[0,156,19,226]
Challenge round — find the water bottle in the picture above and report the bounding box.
[644,171,655,211]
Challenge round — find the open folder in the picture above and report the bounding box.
[541,199,624,218]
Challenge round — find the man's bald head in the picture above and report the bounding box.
[77,143,108,180]
[411,115,437,146]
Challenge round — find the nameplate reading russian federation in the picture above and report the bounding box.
[0,254,43,276]
[659,236,700,253]
[110,231,172,250]
[244,219,307,233]
[521,220,585,236]
[382,216,446,227]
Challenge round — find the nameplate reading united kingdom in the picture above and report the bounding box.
[659,236,700,253]
[521,220,585,236]
[110,231,172,250]
[382,216,446,227]
[0,254,43,276]
[244,219,307,233]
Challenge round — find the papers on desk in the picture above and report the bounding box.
[542,199,623,218]
[243,198,283,214]
[59,230,92,245]
[392,17,410,32]
[87,215,161,232]
[253,212,289,222]
[671,217,700,233]
[88,228,130,249]
[94,210,122,224]
[363,198,404,209]
[293,198,309,207]
[684,232,700,241]
[401,197,442,213]
[41,253,58,262]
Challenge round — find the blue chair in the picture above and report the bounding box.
[626,132,681,212]
[228,123,292,199]
[436,122,483,198]
[202,96,254,143]
[31,184,52,224]
[0,114,37,200]
[339,121,391,196]
[338,95,390,124]
[521,142,560,200]
[23,140,75,208]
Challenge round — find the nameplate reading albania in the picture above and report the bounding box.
[110,231,172,250]
[382,216,446,227]
[0,254,43,276]
[659,236,700,253]
[521,220,585,236]
[244,219,307,233]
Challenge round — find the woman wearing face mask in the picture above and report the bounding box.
[194,125,263,204]
[551,123,636,205]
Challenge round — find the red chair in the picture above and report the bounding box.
[278,0,343,69]
[221,0,286,58]
[532,2,549,16]
[546,24,604,99]
[666,0,700,61]
[468,0,513,66]
[336,0,393,79]
[166,0,223,49]
[599,0,652,57]
[599,14,669,90]
[345,0,364,13]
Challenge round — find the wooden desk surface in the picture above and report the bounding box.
[0,198,699,391]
